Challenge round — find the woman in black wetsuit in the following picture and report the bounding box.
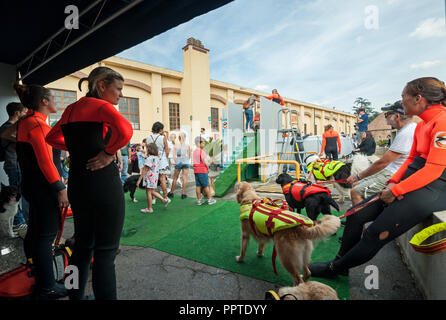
[13,84,70,299]
[46,67,133,300]
[309,77,446,278]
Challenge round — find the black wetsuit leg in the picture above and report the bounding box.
[334,178,446,270]
[67,162,125,300]
[23,188,60,289]
[324,147,338,161]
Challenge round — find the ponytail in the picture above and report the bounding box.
[13,83,50,111]
[78,67,124,99]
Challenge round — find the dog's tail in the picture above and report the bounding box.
[298,215,340,240]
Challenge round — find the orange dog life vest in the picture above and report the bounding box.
[282,181,331,201]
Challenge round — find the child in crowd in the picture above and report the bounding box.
[137,144,146,174]
[137,143,169,213]
[193,136,216,206]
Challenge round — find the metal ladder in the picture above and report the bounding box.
[276,108,308,178]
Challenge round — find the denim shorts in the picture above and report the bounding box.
[175,163,190,170]
[195,173,209,187]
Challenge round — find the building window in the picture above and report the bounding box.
[119,97,140,130]
[169,103,180,130]
[314,125,318,135]
[48,89,77,124]
[304,124,307,135]
[211,107,219,131]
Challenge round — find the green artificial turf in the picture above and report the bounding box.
[120,189,349,299]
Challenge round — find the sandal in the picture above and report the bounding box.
[162,198,169,208]
[141,208,153,213]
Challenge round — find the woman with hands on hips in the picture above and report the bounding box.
[46,66,133,300]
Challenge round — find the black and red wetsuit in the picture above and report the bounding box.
[46,96,132,300]
[16,110,66,290]
[321,129,341,160]
[328,104,446,271]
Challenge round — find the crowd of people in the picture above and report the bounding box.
[2,72,445,300]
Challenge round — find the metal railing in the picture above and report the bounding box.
[235,154,300,183]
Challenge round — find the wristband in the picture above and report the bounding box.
[355,174,361,181]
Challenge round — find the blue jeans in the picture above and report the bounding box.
[4,167,29,224]
[121,155,129,185]
[245,109,253,130]
[61,160,69,179]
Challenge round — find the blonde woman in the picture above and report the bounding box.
[46,66,133,300]
[168,132,191,199]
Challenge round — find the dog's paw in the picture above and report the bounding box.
[235,256,244,262]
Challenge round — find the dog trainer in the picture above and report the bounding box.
[309,77,446,278]
[46,67,133,300]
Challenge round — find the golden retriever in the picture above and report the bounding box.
[277,281,339,300]
[235,181,340,285]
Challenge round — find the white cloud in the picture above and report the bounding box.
[410,60,444,70]
[255,85,269,91]
[409,18,446,38]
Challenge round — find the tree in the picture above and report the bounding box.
[353,97,379,123]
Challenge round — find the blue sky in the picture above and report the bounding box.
[118,0,446,114]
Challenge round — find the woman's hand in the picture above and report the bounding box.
[86,150,115,171]
[379,187,396,204]
[58,189,70,209]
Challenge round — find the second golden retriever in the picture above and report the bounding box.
[235,181,340,285]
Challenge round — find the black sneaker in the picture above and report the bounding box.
[308,261,348,278]
[39,283,68,300]
[181,194,187,199]
[167,192,174,198]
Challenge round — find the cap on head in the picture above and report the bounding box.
[381,100,404,115]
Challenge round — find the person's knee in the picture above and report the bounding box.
[350,189,363,204]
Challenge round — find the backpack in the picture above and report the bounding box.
[130,144,139,161]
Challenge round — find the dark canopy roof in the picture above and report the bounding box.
[0,0,232,85]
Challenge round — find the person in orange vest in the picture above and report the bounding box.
[320,124,341,160]
[253,111,260,131]
[267,89,285,106]
[309,77,446,278]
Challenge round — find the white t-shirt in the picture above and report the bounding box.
[167,140,174,159]
[385,122,417,174]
